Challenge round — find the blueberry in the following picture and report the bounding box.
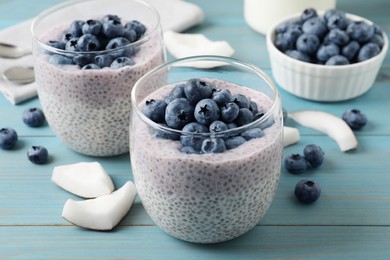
[300,8,318,23]
[285,50,311,63]
[235,108,253,126]
[165,98,194,129]
[316,43,340,62]
[73,54,92,67]
[27,146,49,164]
[282,107,288,123]
[275,28,302,52]
[105,37,132,58]
[153,123,180,141]
[77,34,101,52]
[102,14,121,24]
[65,38,80,52]
[49,54,74,65]
[69,20,85,37]
[209,120,228,134]
[370,34,384,49]
[60,32,73,45]
[221,102,240,123]
[326,13,349,30]
[141,99,167,123]
[125,20,146,39]
[47,40,65,50]
[284,154,307,174]
[341,41,360,61]
[184,79,214,105]
[123,28,137,43]
[0,127,18,150]
[94,54,114,68]
[103,19,124,38]
[253,112,275,129]
[347,21,375,43]
[165,84,186,104]
[232,94,250,109]
[82,64,101,70]
[325,55,350,65]
[225,136,246,150]
[249,101,258,116]
[275,21,289,34]
[180,146,200,154]
[302,17,328,39]
[296,33,320,55]
[241,128,264,140]
[294,180,321,204]
[194,99,220,126]
[303,144,325,168]
[357,43,381,62]
[226,122,238,129]
[180,122,208,151]
[110,57,134,69]
[22,107,45,127]
[326,28,350,46]
[342,109,367,130]
[82,19,103,35]
[201,138,226,154]
[324,9,346,22]
[211,88,232,106]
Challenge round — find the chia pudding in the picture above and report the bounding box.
[130,79,283,243]
[33,18,165,156]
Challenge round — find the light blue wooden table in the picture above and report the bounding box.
[1,0,390,258]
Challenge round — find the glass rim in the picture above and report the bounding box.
[131,55,281,136]
[30,0,161,56]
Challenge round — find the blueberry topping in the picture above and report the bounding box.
[211,88,232,106]
[225,136,246,150]
[47,40,65,50]
[194,99,220,126]
[27,146,49,164]
[141,99,167,123]
[235,108,253,126]
[82,64,101,70]
[184,79,214,105]
[77,34,101,52]
[69,20,85,37]
[165,84,186,104]
[232,94,250,109]
[303,144,325,168]
[49,54,74,65]
[65,38,80,52]
[201,138,226,154]
[73,54,92,67]
[22,108,45,127]
[295,180,321,204]
[82,19,103,35]
[103,19,124,38]
[342,109,367,130]
[0,127,18,150]
[209,120,228,134]
[94,54,114,67]
[221,102,240,123]
[180,122,208,151]
[125,20,146,40]
[284,154,308,174]
[165,98,194,129]
[241,128,264,140]
[110,57,134,69]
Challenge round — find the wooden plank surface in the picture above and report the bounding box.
[1,0,390,259]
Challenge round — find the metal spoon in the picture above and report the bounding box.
[2,66,35,84]
[0,43,31,59]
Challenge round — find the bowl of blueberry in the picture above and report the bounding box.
[266,8,388,102]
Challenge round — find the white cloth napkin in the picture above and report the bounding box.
[0,0,204,105]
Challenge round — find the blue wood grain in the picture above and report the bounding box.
[1,0,390,258]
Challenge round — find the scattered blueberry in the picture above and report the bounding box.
[141,99,167,123]
[22,108,45,127]
[27,146,49,164]
[284,154,308,174]
[295,180,321,204]
[303,144,325,168]
[0,127,18,150]
[194,99,220,126]
[165,98,194,129]
[201,138,226,154]
[342,109,367,130]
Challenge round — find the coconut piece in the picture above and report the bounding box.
[283,126,300,147]
[163,30,235,68]
[289,110,358,152]
[62,181,137,231]
[52,162,114,198]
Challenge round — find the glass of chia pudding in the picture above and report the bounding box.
[31,0,166,156]
[130,56,283,243]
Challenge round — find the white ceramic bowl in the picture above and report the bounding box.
[266,11,388,102]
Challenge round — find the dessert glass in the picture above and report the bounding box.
[31,0,166,156]
[130,56,283,243]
